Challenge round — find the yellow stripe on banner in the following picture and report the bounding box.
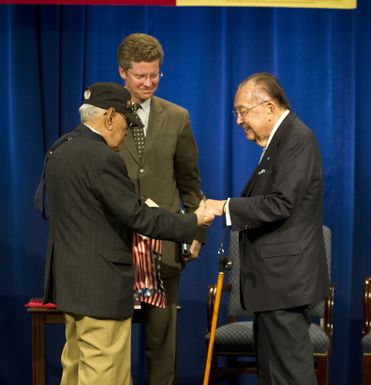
[176,0,356,9]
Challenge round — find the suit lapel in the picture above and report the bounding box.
[241,147,273,197]
[123,129,141,163]
[241,111,294,197]
[241,163,262,197]
[141,97,164,162]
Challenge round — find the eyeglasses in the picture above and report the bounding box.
[232,100,272,119]
[127,70,164,82]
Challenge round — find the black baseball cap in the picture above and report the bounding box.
[83,82,143,127]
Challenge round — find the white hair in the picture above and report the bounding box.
[78,104,106,123]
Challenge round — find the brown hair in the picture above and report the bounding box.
[117,33,164,70]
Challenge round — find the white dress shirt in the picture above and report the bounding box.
[137,98,151,136]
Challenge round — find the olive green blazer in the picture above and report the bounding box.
[119,96,206,277]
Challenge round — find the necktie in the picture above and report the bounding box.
[131,103,145,158]
[259,147,266,164]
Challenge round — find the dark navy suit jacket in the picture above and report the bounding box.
[40,124,197,319]
[229,112,329,313]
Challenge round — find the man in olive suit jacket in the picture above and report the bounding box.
[35,83,213,385]
[117,33,206,385]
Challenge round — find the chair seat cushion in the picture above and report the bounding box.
[362,332,371,353]
[207,321,255,353]
[309,323,330,353]
[206,321,329,355]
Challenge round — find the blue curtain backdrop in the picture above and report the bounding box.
[0,2,370,384]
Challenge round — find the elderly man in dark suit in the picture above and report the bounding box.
[36,82,214,385]
[117,33,206,385]
[206,73,329,385]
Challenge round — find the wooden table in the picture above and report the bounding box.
[27,303,144,385]
[28,307,64,385]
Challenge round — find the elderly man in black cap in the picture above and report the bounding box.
[35,82,214,385]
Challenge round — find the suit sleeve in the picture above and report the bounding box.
[92,151,197,243]
[229,131,322,231]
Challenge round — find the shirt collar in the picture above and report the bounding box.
[84,123,101,135]
[265,109,290,149]
[139,98,151,115]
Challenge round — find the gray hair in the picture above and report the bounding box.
[79,104,106,123]
[239,72,291,110]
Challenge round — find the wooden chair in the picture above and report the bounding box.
[206,226,334,385]
[362,276,371,385]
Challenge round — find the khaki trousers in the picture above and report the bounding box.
[60,313,131,385]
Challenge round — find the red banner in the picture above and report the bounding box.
[0,0,176,4]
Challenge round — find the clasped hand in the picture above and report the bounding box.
[204,199,227,216]
[194,199,227,228]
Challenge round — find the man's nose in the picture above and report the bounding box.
[236,115,243,125]
[143,76,152,86]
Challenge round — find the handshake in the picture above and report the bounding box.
[194,199,227,227]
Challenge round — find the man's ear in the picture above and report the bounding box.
[267,100,274,111]
[118,66,127,81]
[105,108,115,129]
[266,101,276,115]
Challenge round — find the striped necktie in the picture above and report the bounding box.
[131,103,145,158]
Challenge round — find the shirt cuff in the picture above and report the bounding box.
[225,198,232,226]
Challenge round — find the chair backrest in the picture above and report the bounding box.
[363,276,371,336]
[309,225,332,318]
[227,225,332,319]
